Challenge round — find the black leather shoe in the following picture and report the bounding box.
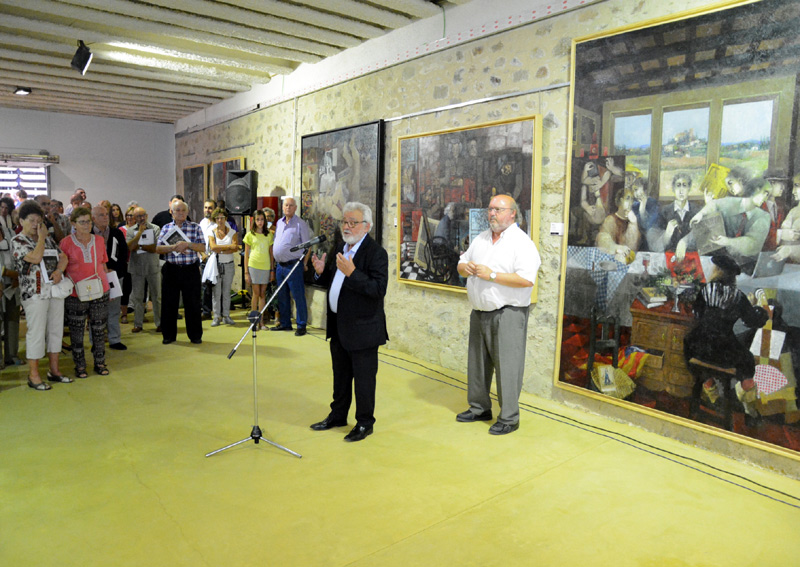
[162,338,175,345]
[488,421,519,435]
[271,325,293,332]
[310,416,347,431]
[344,424,373,442]
[294,327,307,336]
[456,409,493,422]
[190,338,203,344]
[109,342,127,351]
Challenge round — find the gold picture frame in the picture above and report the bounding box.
[556,0,800,459]
[397,115,542,300]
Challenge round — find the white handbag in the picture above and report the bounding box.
[73,237,104,302]
[50,278,74,299]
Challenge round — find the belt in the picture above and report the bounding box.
[278,260,299,268]
[165,261,199,268]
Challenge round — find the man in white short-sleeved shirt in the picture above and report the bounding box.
[456,194,541,435]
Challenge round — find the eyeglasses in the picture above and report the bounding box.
[74,219,92,225]
[340,220,366,228]
[487,207,511,213]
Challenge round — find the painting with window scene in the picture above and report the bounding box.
[558,0,800,458]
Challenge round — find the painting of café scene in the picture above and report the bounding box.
[558,0,800,453]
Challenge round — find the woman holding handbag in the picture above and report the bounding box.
[11,200,71,390]
[60,206,111,379]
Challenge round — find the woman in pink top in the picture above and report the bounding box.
[60,206,111,378]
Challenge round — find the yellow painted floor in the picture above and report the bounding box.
[2,310,800,566]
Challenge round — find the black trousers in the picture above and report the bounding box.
[329,334,378,427]
[161,262,203,342]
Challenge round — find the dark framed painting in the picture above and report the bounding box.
[210,156,244,202]
[300,120,384,268]
[182,164,206,225]
[557,0,800,458]
[397,115,542,298]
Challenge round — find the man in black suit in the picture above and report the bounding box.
[309,202,388,442]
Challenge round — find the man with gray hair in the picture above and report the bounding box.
[456,193,541,435]
[309,202,388,442]
[272,196,311,336]
[126,207,161,333]
[156,200,205,344]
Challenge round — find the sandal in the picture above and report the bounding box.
[75,368,88,379]
[47,371,74,384]
[27,378,52,391]
[94,365,110,376]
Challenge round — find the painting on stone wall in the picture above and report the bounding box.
[182,164,206,225]
[210,156,244,202]
[397,115,542,294]
[556,0,800,456]
[300,120,384,272]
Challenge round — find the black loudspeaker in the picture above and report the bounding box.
[225,170,258,215]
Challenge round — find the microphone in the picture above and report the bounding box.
[289,234,327,252]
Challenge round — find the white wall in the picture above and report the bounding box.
[0,107,174,216]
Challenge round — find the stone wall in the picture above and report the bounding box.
[176,0,800,474]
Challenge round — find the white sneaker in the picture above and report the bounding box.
[211,318,221,327]
[223,316,235,326]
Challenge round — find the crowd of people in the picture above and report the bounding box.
[0,187,285,390]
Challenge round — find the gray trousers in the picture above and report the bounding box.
[106,295,122,344]
[467,305,529,424]
[131,270,161,328]
[211,261,234,318]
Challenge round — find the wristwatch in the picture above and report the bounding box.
[489,272,497,281]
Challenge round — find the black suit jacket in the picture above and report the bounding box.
[316,234,388,351]
[102,226,128,278]
[656,201,700,251]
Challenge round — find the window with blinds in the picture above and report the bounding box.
[0,166,49,198]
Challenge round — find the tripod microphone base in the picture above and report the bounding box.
[205,425,302,458]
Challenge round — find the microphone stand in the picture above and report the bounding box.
[205,255,307,459]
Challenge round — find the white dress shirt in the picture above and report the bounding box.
[328,234,366,313]
[459,223,541,311]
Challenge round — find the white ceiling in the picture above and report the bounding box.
[0,0,469,124]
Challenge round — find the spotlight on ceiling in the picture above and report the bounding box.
[71,40,93,75]
[14,87,32,96]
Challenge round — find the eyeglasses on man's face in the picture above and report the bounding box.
[340,220,366,228]
[487,207,511,214]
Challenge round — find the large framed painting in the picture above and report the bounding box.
[397,116,542,296]
[182,164,206,224]
[300,120,384,268]
[557,0,800,458]
[210,156,244,202]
